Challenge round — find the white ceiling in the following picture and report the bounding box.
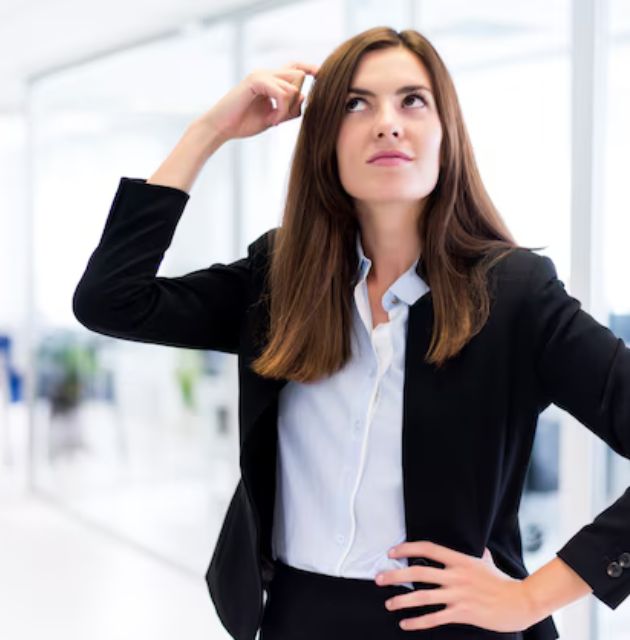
[4,0,627,116]
[0,0,261,113]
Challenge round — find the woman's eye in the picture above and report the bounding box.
[404,93,427,107]
[344,93,426,112]
[344,97,362,111]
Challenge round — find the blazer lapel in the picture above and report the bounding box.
[238,287,435,456]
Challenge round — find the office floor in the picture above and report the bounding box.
[0,470,233,640]
[1,403,627,640]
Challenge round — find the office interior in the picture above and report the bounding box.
[0,1,628,638]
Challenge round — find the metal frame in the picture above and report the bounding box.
[561,1,610,638]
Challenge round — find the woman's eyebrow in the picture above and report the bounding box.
[347,84,433,96]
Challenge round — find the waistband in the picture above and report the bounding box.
[260,559,524,639]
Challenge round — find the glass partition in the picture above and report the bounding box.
[29,22,241,574]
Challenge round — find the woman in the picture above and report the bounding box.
[73,26,630,640]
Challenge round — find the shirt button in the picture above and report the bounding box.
[619,552,630,568]
[336,534,345,545]
[607,561,623,578]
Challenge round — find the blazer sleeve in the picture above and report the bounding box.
[72,176,264,354]
[524,251,630,609]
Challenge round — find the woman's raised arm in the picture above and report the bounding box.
[72,62,317,352]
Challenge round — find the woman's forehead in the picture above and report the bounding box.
[351,49,432,91]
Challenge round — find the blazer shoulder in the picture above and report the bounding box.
[487,246,553,284]
[247,226,279,264]
[246,227,280,300]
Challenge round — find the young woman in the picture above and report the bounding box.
[73,26,630,640]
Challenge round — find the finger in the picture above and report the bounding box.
[263,82,295,126]
[283,61,320,76]
[273,91,298,125]
[275,82,303,122]
[400,606,458,631]
[272,78,300,113]
[411,565,453,585]
[275,77,301,97]
[376,566,452,587]
[395,540,468,567]
[274,69,312,95]
[268,96,285,126]
[250,75,294,103]
[277,91,295,123]
[387,584,457,611]
[285,94,304,120]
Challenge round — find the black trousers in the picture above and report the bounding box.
[259,559,525,639]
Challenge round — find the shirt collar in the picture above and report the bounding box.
[354,230,429,310]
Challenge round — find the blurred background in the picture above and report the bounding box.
[0,0,628,638]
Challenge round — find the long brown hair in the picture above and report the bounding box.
[250,26,542,382]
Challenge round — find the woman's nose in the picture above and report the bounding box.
[373,106,403,138]
[376,126,400,138]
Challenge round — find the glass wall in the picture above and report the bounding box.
[29,22,242,574]
[0,114,28,478]
[598,0,630,637]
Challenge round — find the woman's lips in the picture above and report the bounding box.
[369,157,412,166]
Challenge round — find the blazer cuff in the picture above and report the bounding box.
[555,504,630,609]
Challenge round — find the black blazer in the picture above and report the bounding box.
[73,177,630,640]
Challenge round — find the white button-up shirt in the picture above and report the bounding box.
[271,230,430,590]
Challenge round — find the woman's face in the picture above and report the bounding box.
[335,46,443,206]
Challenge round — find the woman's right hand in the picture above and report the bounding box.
[197,61,320,141]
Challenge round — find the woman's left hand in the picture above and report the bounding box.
[375,540,538,633]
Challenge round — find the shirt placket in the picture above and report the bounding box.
[336,301,397,573]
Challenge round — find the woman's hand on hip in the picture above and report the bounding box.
[375,540,538,633]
